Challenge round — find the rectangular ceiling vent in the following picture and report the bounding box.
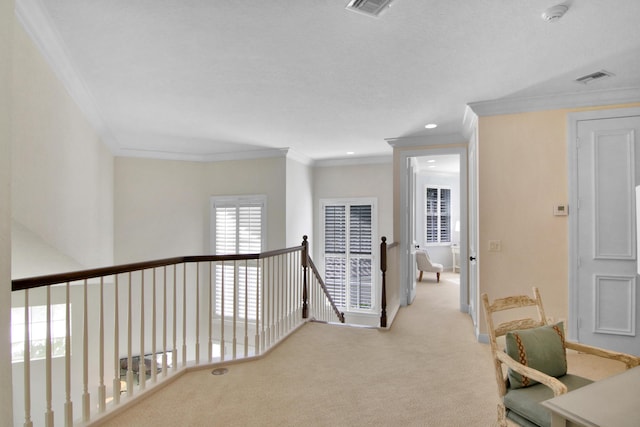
[346,0,394,18]
[575,70,615,85]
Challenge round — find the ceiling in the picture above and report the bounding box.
[18,0,640,163]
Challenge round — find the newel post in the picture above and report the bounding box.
[302,235,309,319]
[380,236,388,328]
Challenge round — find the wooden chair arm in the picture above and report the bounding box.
[495,351,568,396]
[565,340,640,369]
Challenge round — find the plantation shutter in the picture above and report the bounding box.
[349,205,372,310]
[213,198,264,319]
[425,188,438,243]
[425,186,451,244]
[324,205,346,308]
[323,201,375,312]
[440,188,451,243]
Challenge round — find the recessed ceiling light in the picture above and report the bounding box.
[425,124,438,129]
[427,159,436,163]
[346,151,355,155]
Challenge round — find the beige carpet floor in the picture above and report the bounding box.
[100,273,624,427]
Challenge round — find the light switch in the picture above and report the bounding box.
[554,204,569,216]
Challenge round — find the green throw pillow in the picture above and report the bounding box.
[505,322,567,389]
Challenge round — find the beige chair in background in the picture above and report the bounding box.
[415,250,444,283]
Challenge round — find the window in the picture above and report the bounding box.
[11,304,70,363]
[425,186,451,244]
[322,199,376,312]
[211,196,266,320]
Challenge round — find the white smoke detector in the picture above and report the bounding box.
[541,4,569,23]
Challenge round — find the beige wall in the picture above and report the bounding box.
[0,0,14,424]
[114,156,287,263]
[477,103,640,334]
[286,158,313,248]
[204,156,286,251]
[11,22,114,273]
[478,110,569,326]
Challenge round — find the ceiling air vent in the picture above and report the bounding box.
[575,70,615,85]
[346,0,394,18]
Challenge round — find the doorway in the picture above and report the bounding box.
[399,146,469,314]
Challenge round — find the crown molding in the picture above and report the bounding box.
[284,148,313,166]
[15,0,120,152]
[385,133,465,148]
[468,87,640,117]
[461,105,478,139]
[313,155,392,168]
[116,146,291,163]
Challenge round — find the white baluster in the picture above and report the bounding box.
[152,268,157,383]
[232,260,238,360]
[208,262,213,363]
[64,283,73,426]
[182,264,187,367]
[98,277,106,413]
[126,272,134,396]
[220,262,225,361]
[139,271,145,390]
[162,267,168,376]
[244,259,249,358]
[172,266,177,372]
[45,286,54,427]
[83,280,90,421]
[195,263,200,365]
[254,259,264,356]
[23,290,33,427]
[113,275,121,404]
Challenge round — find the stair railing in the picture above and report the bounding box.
[10,236,340,427]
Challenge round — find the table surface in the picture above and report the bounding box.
[542,366,640,427]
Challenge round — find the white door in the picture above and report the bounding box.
[468,129,479,331]
[575,114,640,355]
[406,158,418,304]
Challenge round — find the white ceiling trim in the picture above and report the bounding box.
[313,155,392,168]
[15,0,120,153]
[117,146,291,163]
[468,87,640,117]
[386,133,466,148]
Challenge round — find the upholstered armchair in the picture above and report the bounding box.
[415,250,444,283]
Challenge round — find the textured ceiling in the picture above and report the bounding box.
[20,0,640,162]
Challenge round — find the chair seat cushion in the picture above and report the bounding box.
[504,374,593,427]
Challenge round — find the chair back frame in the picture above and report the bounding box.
[482,287,548,397]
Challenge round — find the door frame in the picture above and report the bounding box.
[567,106,640,342]
[399,145,468,312]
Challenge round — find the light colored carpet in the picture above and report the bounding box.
[100,273,623,427]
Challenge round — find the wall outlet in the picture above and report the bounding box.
[488,240,502,252]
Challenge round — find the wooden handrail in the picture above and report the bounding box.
[12,246,303,291]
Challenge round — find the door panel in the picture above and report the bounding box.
[468,129,479,330]
[577,116,640,354]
